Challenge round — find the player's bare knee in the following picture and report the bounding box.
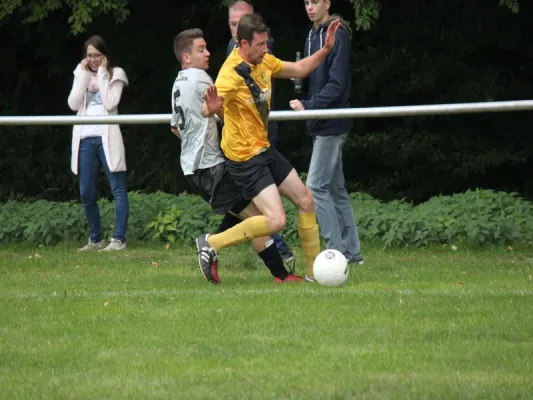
[273,213,287,232]
[298,187,315,213]
[266,212,286,233]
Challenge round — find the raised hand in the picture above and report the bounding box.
[324,19,340,53]
[205,85,223,114]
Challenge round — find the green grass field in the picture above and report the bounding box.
[1,242,533,399]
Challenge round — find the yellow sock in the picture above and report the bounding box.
[207,216,270,252]
[297,211,320,278]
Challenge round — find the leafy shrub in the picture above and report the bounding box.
[147,189,533,247]
[0,191,182,245]
[0,199,84,245]
[146,194,222,243]
[353,189,533,247]
[1,189,532,247]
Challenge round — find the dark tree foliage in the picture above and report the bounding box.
[0,0,531,203]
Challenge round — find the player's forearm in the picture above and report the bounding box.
[295,47,329,78]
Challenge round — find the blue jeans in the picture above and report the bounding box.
[306,133,362,262]
[78,137,129,242]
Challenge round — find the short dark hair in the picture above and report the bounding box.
[236,14,268,44]
[174,28,204,63]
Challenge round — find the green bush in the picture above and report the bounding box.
[0,191,181,245]
[144,189,533,247]
[1,189,532,247]
[146,195,222,244]
[352,189,533,247]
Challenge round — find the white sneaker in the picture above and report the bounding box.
[100,238,126,251]
[78,240,106,252]
[304,274,316,283]
[347,257,364,265]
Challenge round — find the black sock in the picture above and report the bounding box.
[217,213,242,233]
[258,239,289,280]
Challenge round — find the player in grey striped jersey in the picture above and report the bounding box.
[171,58,223,176]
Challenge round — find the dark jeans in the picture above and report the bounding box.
[78,137,129,242]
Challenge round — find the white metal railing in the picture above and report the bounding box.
[1,99,533,126]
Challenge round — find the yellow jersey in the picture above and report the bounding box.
[215,49,284,162]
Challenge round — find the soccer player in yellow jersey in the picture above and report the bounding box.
[197,13,340,283]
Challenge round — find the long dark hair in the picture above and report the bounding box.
[83,35,113,75]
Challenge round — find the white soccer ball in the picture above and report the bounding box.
[312,249,349,287]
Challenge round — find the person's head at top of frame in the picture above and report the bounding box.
[173,28,211,71]
[83,35,111,73]
[228,0,254,44]
[236,13,271,65]
[304,0,331,26]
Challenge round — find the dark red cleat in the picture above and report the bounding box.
[274,274,304,283]
[211,259,220,283]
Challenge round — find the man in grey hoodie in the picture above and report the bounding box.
[290,0,363,266]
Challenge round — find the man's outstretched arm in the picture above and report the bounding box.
[275,19,340,79]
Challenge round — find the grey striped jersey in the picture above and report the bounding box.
[171,68,224,175]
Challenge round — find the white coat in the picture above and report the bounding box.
[67,64,129,175]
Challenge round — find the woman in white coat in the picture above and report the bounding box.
[67,35,129,251]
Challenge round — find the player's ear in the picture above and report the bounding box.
[182,52,190,64]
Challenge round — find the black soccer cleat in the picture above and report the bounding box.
[195,234,219,283]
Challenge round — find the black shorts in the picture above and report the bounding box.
[225,147,293,201]
[185,163,249,215]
